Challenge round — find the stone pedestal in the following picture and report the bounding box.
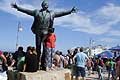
[7,69,71,80]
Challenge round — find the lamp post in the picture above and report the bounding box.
[89,38,95,56]
[16,22,23,50]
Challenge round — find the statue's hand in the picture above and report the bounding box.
[71,7,77,13]
[11,3,18,9]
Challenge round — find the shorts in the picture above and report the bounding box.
[76,66,85,77]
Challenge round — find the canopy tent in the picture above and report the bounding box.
[96,51,114,58]
[109,45,120,51]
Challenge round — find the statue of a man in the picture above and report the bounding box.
[11,1,77,70]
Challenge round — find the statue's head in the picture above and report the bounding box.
[41,1,49,10]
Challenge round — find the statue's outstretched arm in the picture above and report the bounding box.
[54,7,77,18]
[11,3,35,16]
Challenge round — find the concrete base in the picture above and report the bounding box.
[7,69,71,80]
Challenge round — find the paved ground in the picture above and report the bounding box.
[72,72,108,80]
[85,72,108,80]
[71,68,120,80]
[85,72,119,80]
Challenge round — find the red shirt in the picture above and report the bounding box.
[45,33,56,48]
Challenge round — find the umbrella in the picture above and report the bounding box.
[96,51,114,58]
[109,45,120,51]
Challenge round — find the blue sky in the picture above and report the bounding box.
[0,0,120,53]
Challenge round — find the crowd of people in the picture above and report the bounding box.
[0,46,120,80]
[0,47,71,72]
[67,47,120,80]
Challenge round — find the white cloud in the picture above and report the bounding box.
[54,13,111,34]
[1,1,120,35]
[0,0,34,18]
[100,37,118,43]
[55,3,120,35]
[109,30,120,36]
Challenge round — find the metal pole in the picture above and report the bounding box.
[16,22,21,50]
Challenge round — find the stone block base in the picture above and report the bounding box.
[7,69,71,80]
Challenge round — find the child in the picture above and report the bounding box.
[44,28,56,71]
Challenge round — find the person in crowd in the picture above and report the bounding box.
[53,50,62,68]
[13,46,25,71]
[116,55,120,62]
[0,51,7,71]
[107,58,116,80]
[105,59,110,72]
[59,51,66,68]
[72,48,79,58]
[115,57,120,80]
[96,56,104,80]
[53,51,67,69]
[70,48,80,80]
[92,56,98,74]
[5,53,15,67]
[63,55,68,68]
[44,28,56,71]
[32,47,37,55]
[4,53,10,66]
[86,57,93,75]
[23,46,38,72]
[73,47,89,80]
[67,49,73,66]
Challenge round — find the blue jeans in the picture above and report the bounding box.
[45,47,55,68]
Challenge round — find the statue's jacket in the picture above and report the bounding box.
[16,6,72,35]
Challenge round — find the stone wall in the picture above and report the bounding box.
[7,69,71,80]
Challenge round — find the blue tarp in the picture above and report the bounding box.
[109,45,120,51]
[96,51,114,58]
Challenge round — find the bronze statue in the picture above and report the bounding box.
[11,1,77,70]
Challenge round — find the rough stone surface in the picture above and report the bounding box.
[7,69,71,80]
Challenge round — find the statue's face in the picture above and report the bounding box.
[41,1,48,10]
